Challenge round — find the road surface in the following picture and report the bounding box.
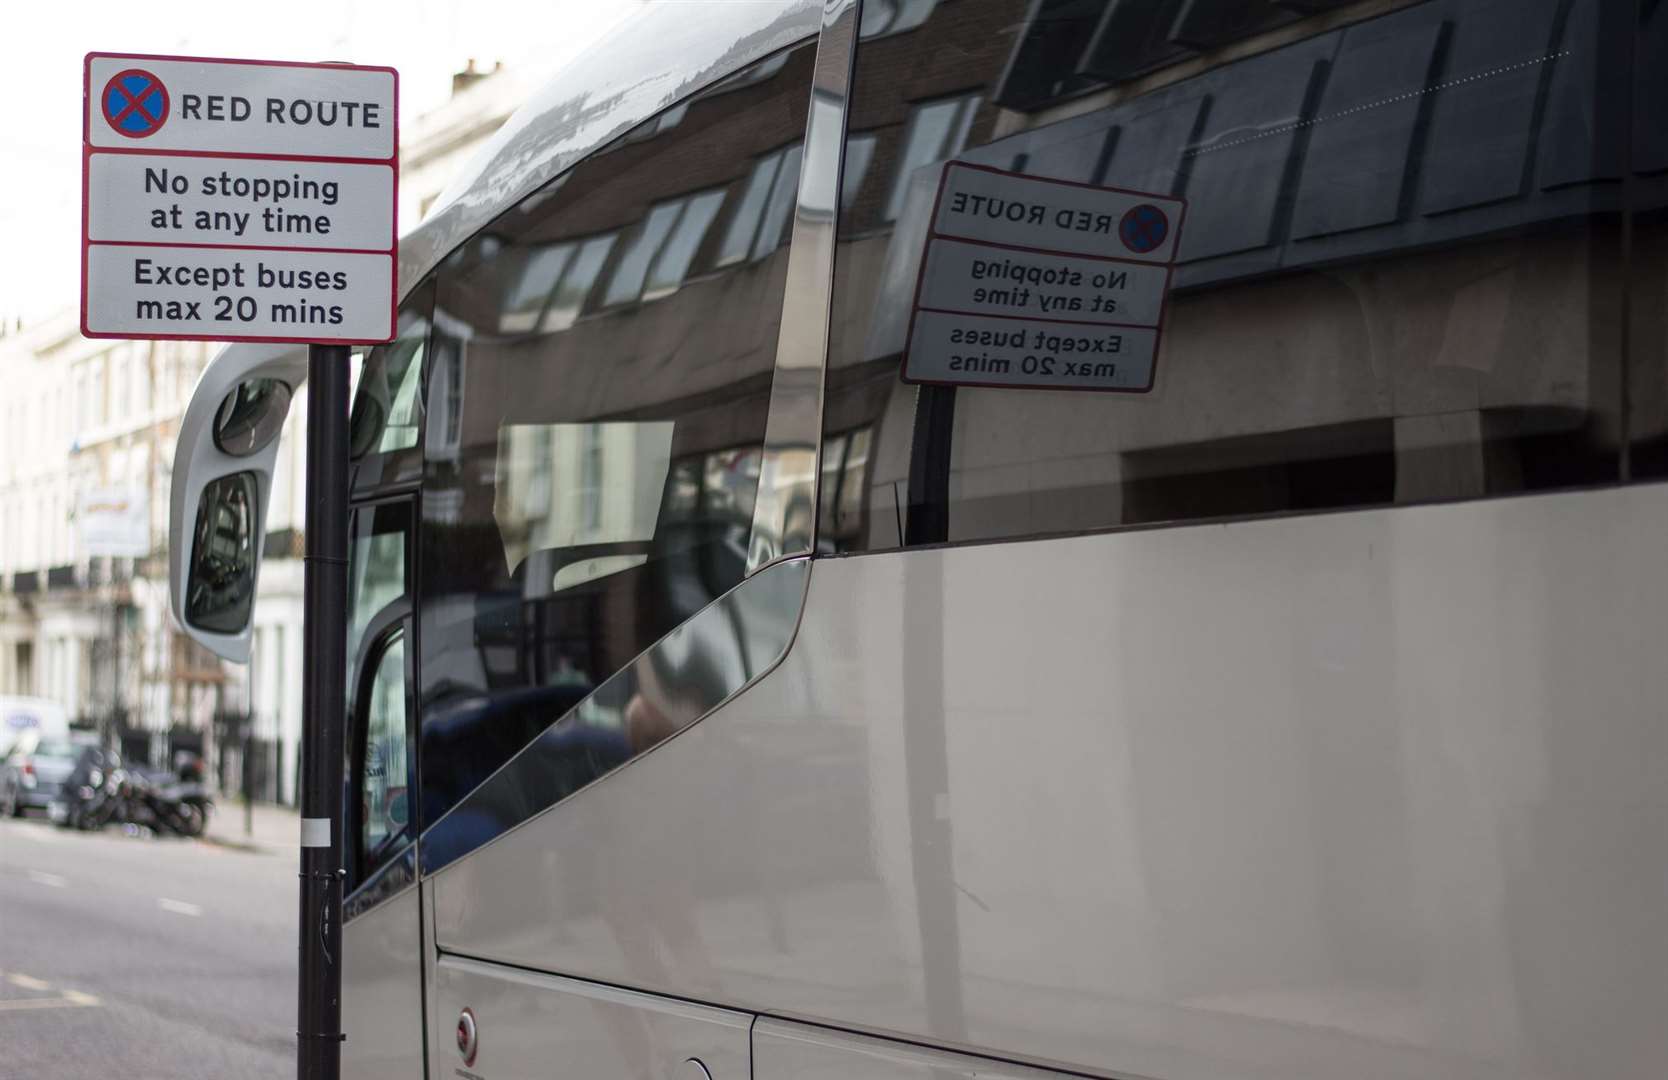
[0,812,294,1079]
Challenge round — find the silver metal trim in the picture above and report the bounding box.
[747,0,859,574]
[419,556,811,876]
[421,878,441,1071]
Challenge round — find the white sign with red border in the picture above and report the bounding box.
[903,162,1186,393]
[81,53,398,345]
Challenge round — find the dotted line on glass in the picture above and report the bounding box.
[1182,50,1569,159]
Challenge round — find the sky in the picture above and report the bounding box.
[1,0,641,327]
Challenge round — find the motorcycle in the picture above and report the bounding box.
[129,755,214,838]
[50,746,125,830]
[51,747,214,838]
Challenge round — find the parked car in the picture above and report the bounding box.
[0,732,98,817]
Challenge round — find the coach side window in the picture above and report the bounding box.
[822,0,1634,552]
[357,633,410,876]
[343,498,413,892]
[349,278,433,494]
[416,41,817,834]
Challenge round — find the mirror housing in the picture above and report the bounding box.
[213,378,293,457]
[168,344,307,663]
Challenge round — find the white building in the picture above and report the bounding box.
[0,315,226,756]
[0,60,516,801]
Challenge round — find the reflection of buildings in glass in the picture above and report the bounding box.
[826,0,1637,552]
[841,135,877,212]
[883,94,981,222]
[861,0,939,39]
[494,421,674,589]
[415,42,818,833]
[819,428,873,550]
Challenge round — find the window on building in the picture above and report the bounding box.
[113,353,128,424]
[644,189,727,298]
[499,243,574,334]
[91,359,106,428]
[544,234,616,330]
[752,144,802,260]
[273,625,285,741]
[823,0,1633,554]
[861,0,937,39]
[252,626,266,718]
[883,93,980,221]
[418,37,817,837]
[717,154,781,265]
[717,143,803,265]
[601,199,686,307]
[133,346,149,416]
[841,133,877,211]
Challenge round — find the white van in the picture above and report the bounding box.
[0,696,71,759]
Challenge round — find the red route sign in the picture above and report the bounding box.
[81,52,399,345]
[900,162,1187,394]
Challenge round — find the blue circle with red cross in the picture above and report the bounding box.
[1119,203,1169,254]
[102,69,170,138]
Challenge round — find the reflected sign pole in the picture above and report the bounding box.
[82,52,398,1080]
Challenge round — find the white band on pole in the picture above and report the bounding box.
[300,817,331,848]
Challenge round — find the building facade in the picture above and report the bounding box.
[0,317,226,756]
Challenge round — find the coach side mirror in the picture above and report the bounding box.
[170,345,308,662]
[214,379,293,457]
[185,473,260,634]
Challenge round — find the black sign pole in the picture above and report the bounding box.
[298,342,350,1080]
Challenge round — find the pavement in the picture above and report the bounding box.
[202,798,300,854]
[0,810,295,1079]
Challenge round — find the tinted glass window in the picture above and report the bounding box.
[822,0,1635,552]
[1631,3,1668,478]
[358,633,410,879]
[346,501,409,695]
[418,42,815,831]
[350,279,433,489]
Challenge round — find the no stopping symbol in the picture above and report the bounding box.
[102,69,170,138]
[1119,203,1168,255]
